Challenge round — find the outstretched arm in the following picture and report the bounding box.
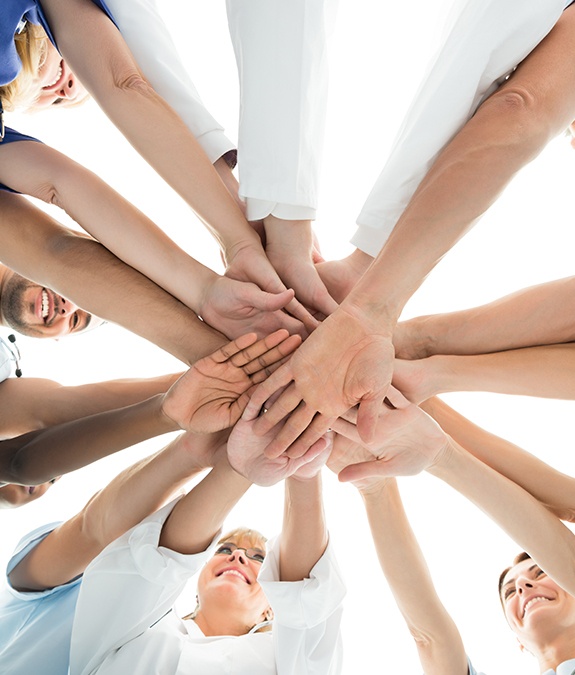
[393,343,575,404]
[421,397,575,522]
[0,331,300,486]
[0,142,305,339]
[394,276,575,359]
[9,429,225,592]
[0,191,225,365]
[0,373,179,438]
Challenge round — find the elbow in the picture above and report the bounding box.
[480,86,557,160]
[112,69,157,103]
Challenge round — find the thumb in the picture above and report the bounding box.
[245,285,295,312]
[338,458,395,483]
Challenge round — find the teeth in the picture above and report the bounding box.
[523,596,550,617]
[41,289,49,320]
[220,570,246,582]
[45,64,62,88]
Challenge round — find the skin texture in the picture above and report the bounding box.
[248,5,575,453]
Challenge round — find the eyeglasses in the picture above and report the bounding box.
[214,543,266,563]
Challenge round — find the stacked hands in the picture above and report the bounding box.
[160,315,447,487]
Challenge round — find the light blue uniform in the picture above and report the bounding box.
[0,522,81,675]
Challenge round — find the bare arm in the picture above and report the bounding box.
[394,276,575,359]
[421,397,575,522]
[279,473,328,582]
[0,191,225,365]
[361,479,467,675]
[9,430,223,591]
[0,374,179,438]
[393,343,575,404]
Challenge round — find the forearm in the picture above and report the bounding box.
[279,474,328,581]
[399,277,575,357]
[347,11,575,328]
[159,459,251,554]
[360,479,466,675]
[0,192,225,365]
[1,394,177,485]
[428,439,575,595]
[422,398,575,521]
[417,344,575,400]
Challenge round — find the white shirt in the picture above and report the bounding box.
[70,500,345,675]
[103,0,235,164]
[352,0,569,256]
[545,658,575,675]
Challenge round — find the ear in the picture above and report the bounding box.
[264,606,274,621]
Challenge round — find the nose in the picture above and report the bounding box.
[228,550,247,565]
[57,296,78,316]
[517,577,534,594]
[57,74,81,101]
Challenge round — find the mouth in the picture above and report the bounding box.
[522,595,552,618]
[38,288,55,324]
[42,60,65,91]
[216,568,250,584]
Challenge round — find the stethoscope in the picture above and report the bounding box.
[0,333,23,377]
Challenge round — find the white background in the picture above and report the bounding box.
[2,0,575,672]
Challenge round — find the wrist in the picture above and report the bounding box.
[357,476,395,500]
[426,436,457,478]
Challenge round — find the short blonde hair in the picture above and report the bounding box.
[0,23,48,111]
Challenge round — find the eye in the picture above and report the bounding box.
[251,552,265,563]
[52,97,64,106]
[535,568,546,578]
[504,587,515,601]
[71,312,80,330]
[216,545,234,555]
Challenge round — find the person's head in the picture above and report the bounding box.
[190,528,273,636]
[499,553,575,666]
[0,23,87,112]
[0,477,59,509]
[0,267,99,338]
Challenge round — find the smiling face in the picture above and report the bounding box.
[0,477,59,509]
[500,557,575,653]
[0,270,98,338]
[33,41,88,109]
[194,530,271,635]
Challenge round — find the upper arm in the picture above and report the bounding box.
[8,506,100,591]
[0,378,65,437]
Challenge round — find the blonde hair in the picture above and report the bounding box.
[0,23,49,111]
[182,527,273,632]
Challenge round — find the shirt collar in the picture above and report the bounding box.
[543,658,575,675]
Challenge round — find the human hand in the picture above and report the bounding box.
[198,274,308,340]
[331,387,449,483]
[227,403,332,487]
[161,330,301,434]
[315,249,373,304]
[264,216,339,318]
[245,305,395,458]
[176,429,230,473]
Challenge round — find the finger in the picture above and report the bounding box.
[330,417,361,442]
[357,397,386,444]
[252,384,306,441]
[262,403,318,458]
[290,435,330,472]
[384,384,410,410]
[247,286,296,312]
[338,459,393,483]
[284,413,336,458]
[248,350,298,385]
[242,366,295,424]
[284,295,320,333]
[241,335,302,378]
[214,333,259,364]
[228,329,291,367]
[338,406,359,425]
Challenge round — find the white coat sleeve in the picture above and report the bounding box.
[103,0,236,164]
[352,0,567,257]
[69,499,219,675]
[226,0,338,222]
[258,536,345,675]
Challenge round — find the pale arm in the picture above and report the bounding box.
[0,191,225,365]
[9,430,223,591]
[421,397,575,522]
[361,479,467,675]
[279,473,328,582]
[394,276,575,359]
[393,343,575,404]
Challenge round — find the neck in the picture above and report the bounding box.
[0,263,7,325]
[536,632,575,671]
[193,607,252,637]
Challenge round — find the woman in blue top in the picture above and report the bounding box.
[0,0,314,340]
